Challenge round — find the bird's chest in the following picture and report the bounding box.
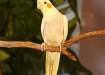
[43,13,63,31]
[42,15,64,45]
[44,22,63,36]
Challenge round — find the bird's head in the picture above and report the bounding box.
[37,0,53,12]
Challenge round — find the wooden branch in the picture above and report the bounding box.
[0,41,77,61]
[0,29,105,61]
[64,29,105,47]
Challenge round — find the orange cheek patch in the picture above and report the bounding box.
[47,3,52,8]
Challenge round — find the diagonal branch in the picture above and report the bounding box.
[64,29,105,47]
[0,29,105,61]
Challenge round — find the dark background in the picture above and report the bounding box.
[0,0,93,75]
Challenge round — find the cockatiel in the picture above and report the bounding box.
[37,0,68,75]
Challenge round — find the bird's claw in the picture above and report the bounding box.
[41,43,46,52]
[57,45,62,52]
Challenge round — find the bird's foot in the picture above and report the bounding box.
[57,45,62,52]
[41,43,46,52]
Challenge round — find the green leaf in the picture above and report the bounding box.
[68,17,77,36]
[69,16,77,29]
[0,50,10,61]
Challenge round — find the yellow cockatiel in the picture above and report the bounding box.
[37,0,68,75]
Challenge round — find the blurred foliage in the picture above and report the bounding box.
[0,50,10,61]
[68,0,80,24]
[0,0,92,75]
[53,0,64,6]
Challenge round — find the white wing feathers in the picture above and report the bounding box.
[63,15,68,42]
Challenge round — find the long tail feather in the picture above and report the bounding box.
[46,52,60,75]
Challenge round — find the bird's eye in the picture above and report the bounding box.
[44,1,47,4]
